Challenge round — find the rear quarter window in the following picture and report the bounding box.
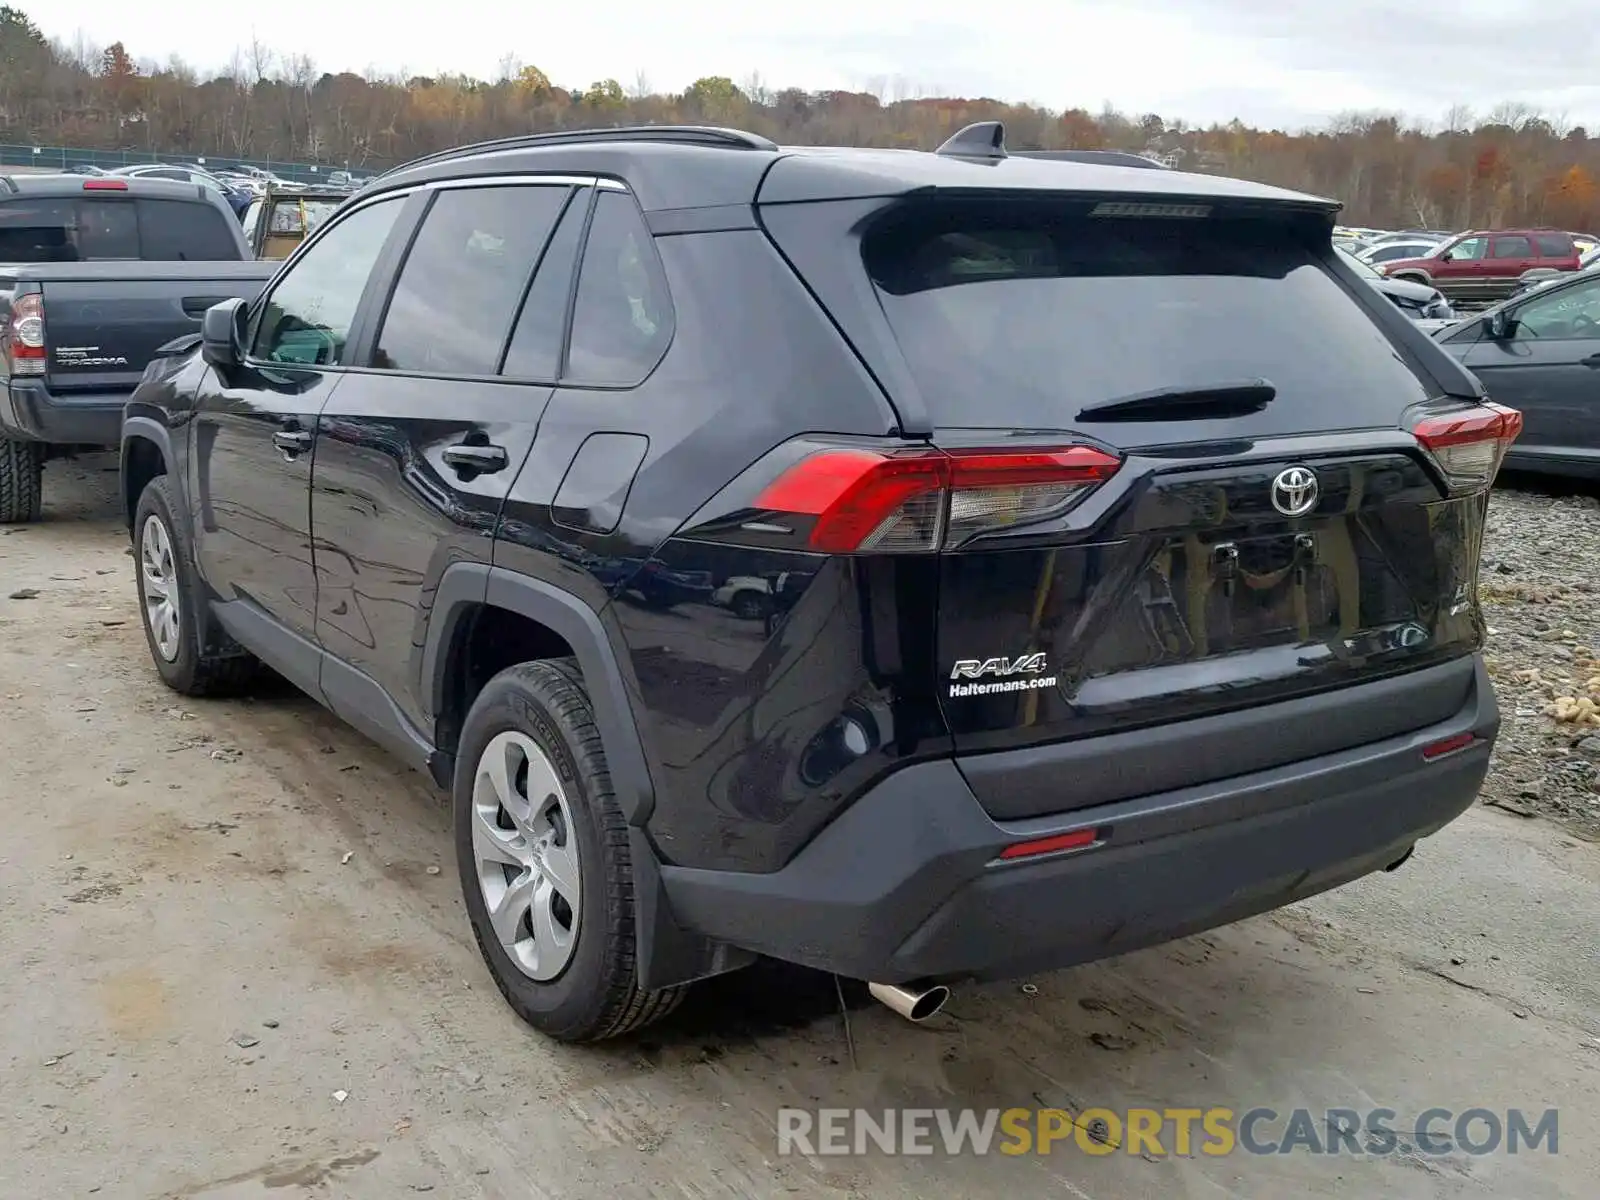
[1535,233,1573,257]
[863,200,1434,429]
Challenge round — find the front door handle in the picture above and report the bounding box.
[442,442,510,475]
[1581,353,1600,369]
[272,429,313,459]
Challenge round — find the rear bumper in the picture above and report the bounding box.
[1,380,124,446]
[659,656,1499,983]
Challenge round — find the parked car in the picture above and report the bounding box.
[0,173,273,521]
[1357,238,1443,267]
[1337,246,1454,321]
[1433,270,1600,479]
[1379,229,1581,305]
[240,187,351,259]
[111,163,253,218]
[121,121,1508,1042]
[1367,229,1453,245]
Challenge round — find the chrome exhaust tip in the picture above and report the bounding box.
[868,980,951,1022]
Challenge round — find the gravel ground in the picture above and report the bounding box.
[1479,478,1600,840]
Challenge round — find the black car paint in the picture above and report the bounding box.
[122,134,1501,992]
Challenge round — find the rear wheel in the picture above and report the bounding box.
[133,476,257,695]
[454,659,686,1041]
[0,438,42,524]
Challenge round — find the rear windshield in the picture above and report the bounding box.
[864,200,1428,427]
[0,197,239,262]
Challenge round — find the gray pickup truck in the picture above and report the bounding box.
[0,173,275,522]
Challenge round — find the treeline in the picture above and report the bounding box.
[4,7,1600,232]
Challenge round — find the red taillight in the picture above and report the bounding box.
[997,828,1101,860]
[753,445,1122,553]
[1413,403,1522,492]
[6,294,45,377]
[83,178,128,190]
[1421,732,1476,761]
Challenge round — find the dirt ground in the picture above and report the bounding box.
[2,456,1597,1200]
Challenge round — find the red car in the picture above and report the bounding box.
[1379,229,1580,305]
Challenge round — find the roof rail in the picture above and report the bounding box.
[1011,149,1171,170]
[935,121,1008,160]
[392,125,780,173]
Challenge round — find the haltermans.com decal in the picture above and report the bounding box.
[948,653,1058,698]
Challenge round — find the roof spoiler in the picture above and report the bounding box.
[934,122,1171,169]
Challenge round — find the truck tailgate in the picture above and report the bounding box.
[39,262,274,393]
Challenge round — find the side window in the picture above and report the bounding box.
[372,184,570,375]
[563,190,674,387]
[250,196,403,366]
[501,189,588,380]
[138,199,238,260]
[1513,278,1600,340]
[1492,235,1533,260]
[76,200,140,259]
[1536,233,1571,257]
[1449,236,1487,262]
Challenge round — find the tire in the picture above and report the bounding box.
[454,658,686,1042]
[133,475,257,696]
[0,438,42,524]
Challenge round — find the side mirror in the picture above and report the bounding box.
[1483,310,1514,340]
[201,297,247,368]
[1439,251,1454,262]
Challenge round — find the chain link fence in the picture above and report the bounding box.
[0,144,363,183]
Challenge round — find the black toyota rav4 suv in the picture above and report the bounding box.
[122,123,1512,1041]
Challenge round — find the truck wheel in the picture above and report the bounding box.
[0,438,42,524]
[133,475,257,695]
[454,658,686,1042]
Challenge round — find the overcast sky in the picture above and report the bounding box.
[23,0,1600,131]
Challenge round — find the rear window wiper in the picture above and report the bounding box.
[1076,379,1276,422]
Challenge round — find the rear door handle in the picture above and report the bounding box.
[272,429,313,459]
[442,442,510,475]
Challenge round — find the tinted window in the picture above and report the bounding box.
[373,184,569,375]
[1513,277,1600,340]
[866,202,1433,427]
[1492,236,1533,259]
[564,190,673,387]
[251,197,402,366]
[1535,233,1572,257]
[76,200,140,258]
[501,189,587,380]
[138,199,238,260]
[0,199,80,261]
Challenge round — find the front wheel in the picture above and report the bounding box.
[0,438,42,524]
[454,659,686,1041]
[133,476,257,695]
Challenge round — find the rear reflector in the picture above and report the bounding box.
[1413,403,1522,492]
[997,828,1100,860]
[5,293,45,376]
[1421,732,1476,761]
[753,445,1122,553]
[83,178,128,190]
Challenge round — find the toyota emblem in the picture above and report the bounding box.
[1270,466,1319,517]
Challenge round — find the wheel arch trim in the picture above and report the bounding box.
[424,562,659,827]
